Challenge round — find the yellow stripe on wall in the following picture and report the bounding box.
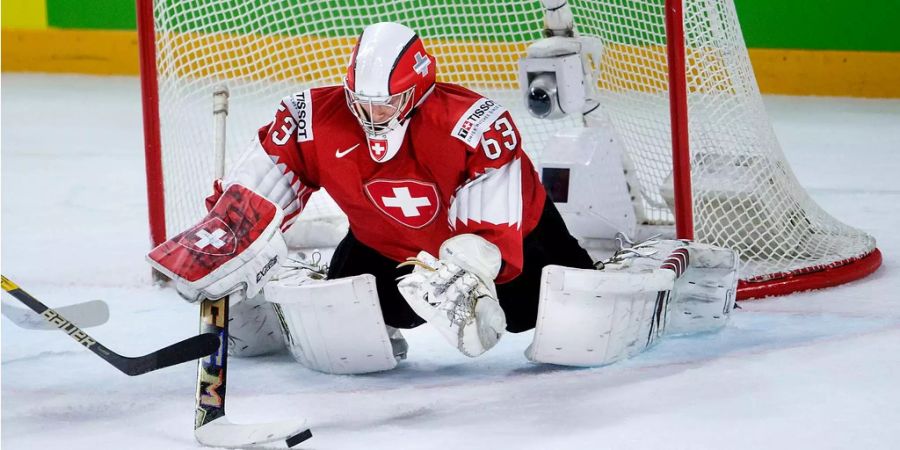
[749,48,900,98]
[2,28,899,98]
[2,29,139,75]
[1,0,47,30]
[151,32,525,88]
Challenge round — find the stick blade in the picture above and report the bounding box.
[1,299,110,330]
[195,416,311,447]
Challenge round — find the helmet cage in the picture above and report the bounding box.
[344,84,415,137]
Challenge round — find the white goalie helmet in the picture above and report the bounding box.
[344,22,436,139]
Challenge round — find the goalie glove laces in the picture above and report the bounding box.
[397,257,481,327]
[594,232,663,269]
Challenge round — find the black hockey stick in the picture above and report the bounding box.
[194,294,312,448]
[1,275,220,376]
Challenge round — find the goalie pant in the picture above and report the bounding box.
[328,193,594,332]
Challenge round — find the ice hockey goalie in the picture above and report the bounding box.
[147,21,738,374]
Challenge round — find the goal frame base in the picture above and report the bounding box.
[737,248,882,300]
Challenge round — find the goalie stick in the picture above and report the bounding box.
[1,275,220,376]
[2,298,109,330]
[193,86,312,448]
[194,294,312,447]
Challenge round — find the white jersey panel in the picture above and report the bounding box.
[223,143,302,218]
[449,158,523,229]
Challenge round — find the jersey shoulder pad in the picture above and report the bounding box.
[279,89,315,143]
[447,92,508,149]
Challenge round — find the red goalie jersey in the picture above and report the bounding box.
[215,82,546,283]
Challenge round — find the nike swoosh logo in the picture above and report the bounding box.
[335,144,360,158]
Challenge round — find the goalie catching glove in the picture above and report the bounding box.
[147,184,287,303]
[397,234,507,357]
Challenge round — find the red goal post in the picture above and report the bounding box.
[660,0,880,298]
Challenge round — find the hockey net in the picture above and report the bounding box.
[138,0,879,298]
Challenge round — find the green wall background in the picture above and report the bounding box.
[734,0,900,52]
[46,0,135,30]
[36,0,900,52]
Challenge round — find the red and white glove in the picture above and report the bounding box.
[147,184,287,303]
[397,234,507,357]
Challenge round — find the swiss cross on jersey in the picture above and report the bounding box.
[364,179,440,228]
[368,138,389,162]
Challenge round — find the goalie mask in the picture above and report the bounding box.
[345,22,436,162]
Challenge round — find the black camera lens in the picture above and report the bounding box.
[528,88,552,118]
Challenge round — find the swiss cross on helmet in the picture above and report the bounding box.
[344,22,437,138]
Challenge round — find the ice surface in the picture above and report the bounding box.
[2,74,900,449]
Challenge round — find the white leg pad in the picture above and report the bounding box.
[264,274,404,374]
[526,265,674,367]
[526,239,739,367]
[228,293,287,357]
[665,243,739,335]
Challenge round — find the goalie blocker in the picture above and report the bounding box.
[147,184,287,304]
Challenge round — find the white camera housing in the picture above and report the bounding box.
[538,126,637,240]
[518,37,586,120]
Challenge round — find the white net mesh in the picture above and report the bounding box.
[149,0,876,283]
